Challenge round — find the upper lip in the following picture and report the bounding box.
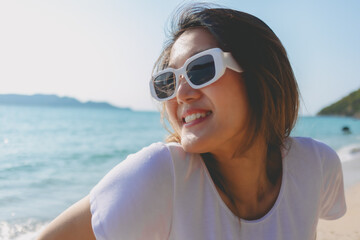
[180,108,212,123]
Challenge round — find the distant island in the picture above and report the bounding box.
[317,88,360,118]
[0,94,130,110]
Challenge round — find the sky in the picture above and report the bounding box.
[0,0,359,115]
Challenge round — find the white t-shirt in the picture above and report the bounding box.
[90,137,346,240]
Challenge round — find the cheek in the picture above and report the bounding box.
[210,77,249,123]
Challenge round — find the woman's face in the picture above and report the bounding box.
[165,28,250,156]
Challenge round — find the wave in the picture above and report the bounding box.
[337,143,360,162]
[0,219,47,240]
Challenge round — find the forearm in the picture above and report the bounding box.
[37,195,96,240]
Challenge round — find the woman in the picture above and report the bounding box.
[38,5,346,240]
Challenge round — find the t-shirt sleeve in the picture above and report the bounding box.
[318,142,346,220]
[89,142,174,240]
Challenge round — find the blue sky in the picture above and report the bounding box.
[0,0,359,115]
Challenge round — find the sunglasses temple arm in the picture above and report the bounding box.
[223,52,243,73]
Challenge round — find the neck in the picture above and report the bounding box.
[206,138,282,220]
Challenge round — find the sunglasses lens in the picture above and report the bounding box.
[153,72,176,99]
[186,54,215,86]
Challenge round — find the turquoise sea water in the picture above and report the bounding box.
[0,105,359,239]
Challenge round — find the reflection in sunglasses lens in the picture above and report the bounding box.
[187,55,215,85]
[154,72,176,99]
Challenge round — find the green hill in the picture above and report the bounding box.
[317,88,360,118]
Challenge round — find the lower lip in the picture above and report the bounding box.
[183,113,212,128]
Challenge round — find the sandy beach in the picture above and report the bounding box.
[317,183,360,239]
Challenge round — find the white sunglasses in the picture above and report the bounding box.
[149,48,243,101]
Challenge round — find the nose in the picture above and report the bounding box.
[176,75,201,104]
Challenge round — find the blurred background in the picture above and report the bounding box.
[0,0,359,239]
[1,0,359,114]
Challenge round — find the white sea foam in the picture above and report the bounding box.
[337,144,360,163]
[0,220,47,240]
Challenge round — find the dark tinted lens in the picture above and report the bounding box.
[186,55,215,86]
[153,72,176,99]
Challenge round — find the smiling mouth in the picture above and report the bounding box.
[182,111,212,124]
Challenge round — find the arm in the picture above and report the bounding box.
[37,195,96,240]
[318,141,346,219]
[38,143,173,239]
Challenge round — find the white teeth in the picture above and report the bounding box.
[184,112,210,123]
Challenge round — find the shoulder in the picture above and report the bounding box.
[286,137,340,168]
[281,137,346,220]
[128,141,172,163]
[92,142,174,192]
[165,141,188,160]
[283,137,342,194]
[286,139,347,220]
[90,142,178,239]
[287,136,336,154]
[127,141,186,164]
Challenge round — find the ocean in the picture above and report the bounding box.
[0,105,359,239]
